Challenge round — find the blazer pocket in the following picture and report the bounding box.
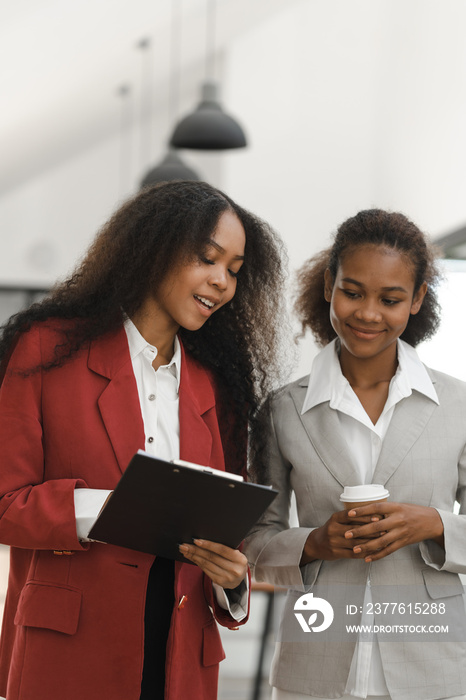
[422,567,464,599]
[14,581,82,635]
[202,618,226,667]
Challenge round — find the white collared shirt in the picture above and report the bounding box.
[124,316,181,462]
[275,338,439,700]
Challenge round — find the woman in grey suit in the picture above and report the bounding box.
[245,209,466,700]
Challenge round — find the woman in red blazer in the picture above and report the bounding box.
[0,181,287,700]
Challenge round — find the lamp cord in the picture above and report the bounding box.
[205,0,216,82]
[169,0,181,128]
[117,84,132,198]
[138,37,153,175]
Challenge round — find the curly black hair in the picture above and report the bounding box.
[295,208,442,348]
[0,180,289,474]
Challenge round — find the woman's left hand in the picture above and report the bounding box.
[179,539,248,589]
[344,502,444,562]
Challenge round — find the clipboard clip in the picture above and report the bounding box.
[171,459,244,482]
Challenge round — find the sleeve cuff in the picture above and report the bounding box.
[212,577,249,622]
[251,527,316,590]
[74,488,113,541]
[419,539,446,570]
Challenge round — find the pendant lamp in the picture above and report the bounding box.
[140,149,199,187]
[139,1,200,188]
[170,81,246,150]
[169,0,247,151]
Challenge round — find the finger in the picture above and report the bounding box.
[191,539,245,563]
[346,514,382,525]
[329,529,363,549]
[344,517,392,540]
[195,557,238,586]
[347,502,395,518]
[179,545,247,587]
[334,509,356,524]
[347,513,386,526]
[352,530,399,556]
[344,529,385,541]
[179,543,247,576]
[179,542,234,566]
[363,540,401,562]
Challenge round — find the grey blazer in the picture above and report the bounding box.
[244,366,466,700]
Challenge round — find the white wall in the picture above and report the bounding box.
[221,0,466,376]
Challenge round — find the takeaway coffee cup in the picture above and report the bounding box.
[340,484,389,510]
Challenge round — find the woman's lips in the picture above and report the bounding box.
[193,294,216,316]
[347,325,385,340]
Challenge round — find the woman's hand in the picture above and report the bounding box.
[300,509,381,565]
[344,502,445,562]
[179,539,248,589]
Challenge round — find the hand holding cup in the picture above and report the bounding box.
[340,484,389,523]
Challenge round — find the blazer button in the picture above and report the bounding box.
[53,550,74,556]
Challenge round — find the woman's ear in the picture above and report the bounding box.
[410,281,428,315]
[324,268,334,303]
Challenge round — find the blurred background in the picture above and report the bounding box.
[2,0,466,697]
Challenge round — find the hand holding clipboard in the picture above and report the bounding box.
[88,450,277,562]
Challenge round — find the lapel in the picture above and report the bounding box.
[88,326,145,474]
[291,369,439,488]
[372,377,438,485]
[175,344,217,586]
[291,379,360,488]
[178,343,215,466]
[88,330,217,472]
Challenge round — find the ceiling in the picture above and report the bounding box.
[0,0,291,195]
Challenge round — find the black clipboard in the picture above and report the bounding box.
[88,450,277,562]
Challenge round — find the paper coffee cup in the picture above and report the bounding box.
[340,484,389,509]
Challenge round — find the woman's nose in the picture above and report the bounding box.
[209,266,228,291]
[354,300,382,322]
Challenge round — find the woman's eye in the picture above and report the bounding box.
[200,255,215,266]
[343,289,359,299]
[228,269,239,279]
[382,298,400,306]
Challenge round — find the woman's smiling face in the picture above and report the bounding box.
[152,209,246,334]
[324,244,427,364]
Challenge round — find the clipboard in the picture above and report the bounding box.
[88,450,278,562]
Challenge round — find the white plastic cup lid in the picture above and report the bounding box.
[339,484,389,503]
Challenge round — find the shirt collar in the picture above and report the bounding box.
[123,317,181,391]
[395,338,438,404]
[301,337,438,415]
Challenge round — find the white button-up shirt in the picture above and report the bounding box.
[124,316,181,462]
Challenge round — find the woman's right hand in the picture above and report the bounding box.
[300,510,383,565]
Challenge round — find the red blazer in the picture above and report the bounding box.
[0,322,249,700]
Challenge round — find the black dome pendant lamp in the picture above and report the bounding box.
[140,149,199,187]
[170,0,247,151]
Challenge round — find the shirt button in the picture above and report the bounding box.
[147,437,154,443]
[148,394,156,401]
